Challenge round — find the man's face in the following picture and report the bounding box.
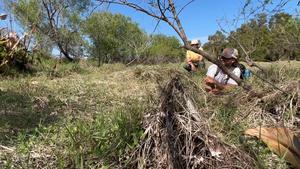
[191,44,199,48]
[220,56,236,67]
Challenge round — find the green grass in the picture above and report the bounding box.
[0,61,299,168]
[0,62,156,168]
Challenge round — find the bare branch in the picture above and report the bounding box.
[96,0,163,20]
[242,0,292,20]
[157,0,167,20]
[88,2,105,17]
[177,0,195,16]
[168,0,188,42]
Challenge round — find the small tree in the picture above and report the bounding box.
[146,34,184,63]
[83,12,147,66]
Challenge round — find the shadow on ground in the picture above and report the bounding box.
[0,90,63,145]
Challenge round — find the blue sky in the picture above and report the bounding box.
[0,0,298,44]
[103,0,245,43]
[101,0,298,43]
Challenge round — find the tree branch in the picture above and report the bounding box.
[177,0,195,16]
[96,0,163,20]
[168,0,188,43]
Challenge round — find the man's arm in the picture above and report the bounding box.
[205,76,237,92]
[204,76,223,94]
[204,76,225,90]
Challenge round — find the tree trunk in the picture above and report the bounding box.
[57,42,73,61]
[98,56,101,67]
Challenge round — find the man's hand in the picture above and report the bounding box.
[205,76,225,90]
[210,88,221,95]
[205,77,215,84]
[187,61,197,71]
[204,77,216,87]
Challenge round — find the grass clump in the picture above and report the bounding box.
[214,105,247,144]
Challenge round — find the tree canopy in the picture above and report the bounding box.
[83,12,148,65]
[204,12,300,61]
[145,34,184,63]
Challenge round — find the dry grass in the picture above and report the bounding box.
[255,60,300,68]
[125,75,255,169]
[0,61,299,168]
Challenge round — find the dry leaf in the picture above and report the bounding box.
[245,127,300,169]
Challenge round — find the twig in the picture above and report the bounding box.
[0,145,14,152]
[88,2,104,17]
[177,0,195,17]
[126,58,136,66]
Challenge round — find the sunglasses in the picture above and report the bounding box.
[219,56,231,60]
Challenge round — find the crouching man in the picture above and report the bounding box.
[183,39,205,72]
[204,48,241,94]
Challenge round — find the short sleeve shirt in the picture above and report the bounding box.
[186,50,203,62]
[206,64,241,85]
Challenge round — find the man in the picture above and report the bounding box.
[184,39,205,72]
[204,48,241,94]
